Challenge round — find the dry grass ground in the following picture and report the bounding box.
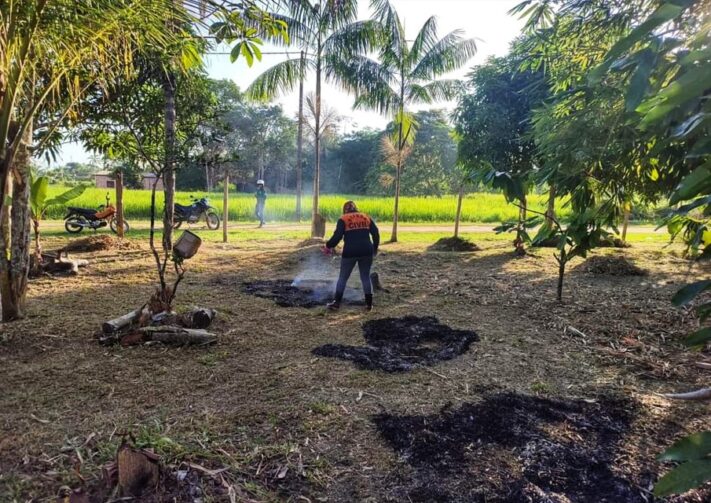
[0,230,709,502]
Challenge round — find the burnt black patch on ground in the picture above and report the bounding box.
[312,316,478,372]
[242,279,363,308]
[428,236,481,252]
[373,392,648,502]
[577,255,647,276]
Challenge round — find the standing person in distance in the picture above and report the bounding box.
[255,179,267,227]
[323,201,380,311]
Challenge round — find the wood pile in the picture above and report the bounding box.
[98,306,217,347]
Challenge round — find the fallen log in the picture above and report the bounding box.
[30,255,89,278]
[661,387,711,401]
[138,326,217,346]
[697,361,711,370]
[181,307,216,329]
[102,306,145,335]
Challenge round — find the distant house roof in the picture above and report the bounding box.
[142,173,157,178]
[95,171,113,176]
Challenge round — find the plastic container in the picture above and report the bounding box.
[173,230,201,259]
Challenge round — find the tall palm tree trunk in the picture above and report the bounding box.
[295,51,304,222]
[311,43,322,238]
[390,102,405,243]
[454,186,464,238]
[162,71,176,252]
[0,120,32,321]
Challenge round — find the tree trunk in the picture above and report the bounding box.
[311,43,322,238]
[391,105,405,243]
[162,71,176,252]
[205,161,212,192]
[0,121,32,321]
[115,171,125,238]
[31,217,42,275]
[222,167,228,243]
[295,51,305,222]
[556,253,566,302]
[454,186,464,238]
[621,203,631,242]
[546,185,556,228]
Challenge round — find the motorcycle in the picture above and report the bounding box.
[173,195,220,230]
[64,193,130,234]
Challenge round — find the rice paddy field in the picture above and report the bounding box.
[45,185,575,223]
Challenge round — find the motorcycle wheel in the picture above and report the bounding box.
[65,217,84,233]
[110,218,130,234]
[205,211,220,230]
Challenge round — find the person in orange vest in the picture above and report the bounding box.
[323,200,380,311]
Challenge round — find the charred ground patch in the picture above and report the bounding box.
[242,279,364,308]
[312,316,478,372]
[372,392,649,502]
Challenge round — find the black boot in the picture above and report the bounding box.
[327,293,342,311]
[365,294,373,312]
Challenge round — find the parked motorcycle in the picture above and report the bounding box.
[64,193,130,234]
[173,195,220,230]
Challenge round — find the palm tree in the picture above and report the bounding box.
[0,0,180,321]
[246,0,379,237]
[330,0,477,242]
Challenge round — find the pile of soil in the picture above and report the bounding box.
[578,255,647,276]
[428,236,480,252]
[373,392,647,502]
[312,316,478,372]
[242,279,363,308]
[59,235,139,254]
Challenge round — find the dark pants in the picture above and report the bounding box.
[255,201,265,224]
[335,256,373,301]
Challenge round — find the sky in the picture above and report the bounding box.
[53,0,526,166]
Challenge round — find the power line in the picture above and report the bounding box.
[206,51,302,55]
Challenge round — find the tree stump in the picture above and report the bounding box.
[313,213,327,238]
[117,443,159,497]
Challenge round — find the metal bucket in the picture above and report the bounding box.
[173,230,201,259]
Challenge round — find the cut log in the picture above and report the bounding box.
[138,326,217,346]
[697,361,711,370]
[661,388,711,401]
[117,442,159,497]
[181,307,216,329]
[102,306,145,335]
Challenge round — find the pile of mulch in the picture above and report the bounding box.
[373,392,651,502]
[242,279,363,308]
[599,236,631,248]
[59,235,140,254]
[312,316,478,372]
[428,237,480,252]
[578,255,647,276]
[297,237,326,248]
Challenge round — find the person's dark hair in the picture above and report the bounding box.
[343,200,358,214]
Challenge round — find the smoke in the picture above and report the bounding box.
[291,252,337,288]
[291,251,362,302]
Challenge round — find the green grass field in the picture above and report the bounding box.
[46,186,572,223]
